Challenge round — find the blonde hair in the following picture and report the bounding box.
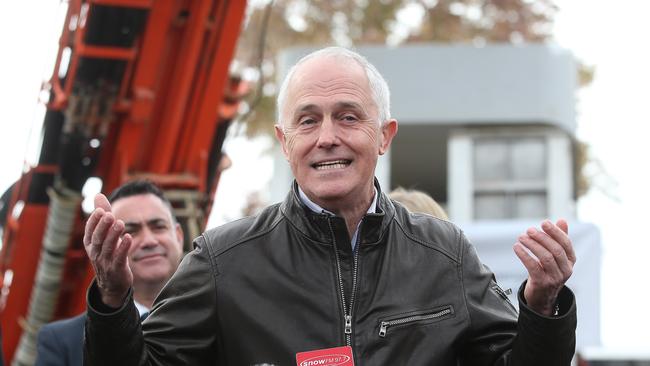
[389,187,448,220]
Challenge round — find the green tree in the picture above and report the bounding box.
[234,0,562,136]
[232,0,595,198]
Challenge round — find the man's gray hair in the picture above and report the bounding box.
[276,47,391,127]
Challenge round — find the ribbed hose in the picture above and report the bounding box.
[12,186,82,366]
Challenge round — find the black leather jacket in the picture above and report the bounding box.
[85,182,576,365]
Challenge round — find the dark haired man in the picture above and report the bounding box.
[35,180,183,366]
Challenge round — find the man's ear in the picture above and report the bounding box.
[175,222,184,249]
[378,119,398,155]
[274,124,289,158]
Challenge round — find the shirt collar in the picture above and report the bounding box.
[298,186,378,216]
[134,300,150,316]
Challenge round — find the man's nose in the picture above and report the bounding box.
[316,118,339,148]
[138,227,158,248]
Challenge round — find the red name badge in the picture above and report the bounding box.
[296,346,355,366]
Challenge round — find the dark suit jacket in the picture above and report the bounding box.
[35,314,85,366]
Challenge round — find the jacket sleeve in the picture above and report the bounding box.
[457,232,577,366]
[35,325,66,366]
[84,235,219,366]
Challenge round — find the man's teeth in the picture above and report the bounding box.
[318,163,346,170]
[315,160,350,170]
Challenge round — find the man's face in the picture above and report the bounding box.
[275,56,397,209]
[111,193,184,288]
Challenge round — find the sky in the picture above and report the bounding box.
[1,0,650,354]
[553,0,650,352]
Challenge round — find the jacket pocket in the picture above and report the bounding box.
[378,305,454,338]
[491,284,517,312]
[491,284,512,300]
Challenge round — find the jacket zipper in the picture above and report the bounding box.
[378,306,453,338]
[328,217,362,347]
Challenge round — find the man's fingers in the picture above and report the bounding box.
[100,219,124,259]
[90,213,115,259]
[83,208,105,247]
[94,193,111,212]
[556,219,569,235]
[114,233,132,268]
[526,227,573,276]
[518,233,565,280]
[513,243,543,276]
[541,220,576,264]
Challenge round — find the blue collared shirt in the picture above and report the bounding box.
[134,300,150,317]
[298,187,378,251]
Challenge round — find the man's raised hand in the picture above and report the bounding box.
[83,193,133,308]
[513,219,576,316]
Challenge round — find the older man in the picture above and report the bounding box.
[84,47,576,365]
[35,180,184,366]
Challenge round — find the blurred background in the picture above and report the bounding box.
[1,1,648,365]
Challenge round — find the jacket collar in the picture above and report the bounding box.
[280,179,395,253]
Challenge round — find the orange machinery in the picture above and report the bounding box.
[0,0,248,364]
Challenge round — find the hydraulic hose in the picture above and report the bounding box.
[12,186,81,366]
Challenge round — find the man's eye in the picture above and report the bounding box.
[124,228,137,235]
[299,118,317,126]
[340,114,358,122]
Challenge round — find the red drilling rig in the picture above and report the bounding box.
[0,1,248,364]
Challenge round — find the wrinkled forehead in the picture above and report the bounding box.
[292,55,368,89]
[283,56,374,115]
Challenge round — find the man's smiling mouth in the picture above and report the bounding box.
[133,252,166,262]
[312,160,352,170]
